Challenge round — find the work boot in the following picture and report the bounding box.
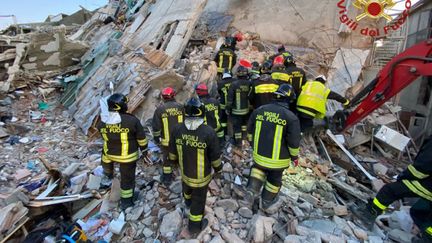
[348,200,381,229]
[188,218,209,236]
[120,197,134,211]
[100,174,113,189]
[261,196,278,211]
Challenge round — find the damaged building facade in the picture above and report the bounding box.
[0,0,431,242]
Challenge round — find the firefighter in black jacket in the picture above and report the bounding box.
[226,66,251,146]
[268,45,292,62]
[215,37,237,76]
[196,83,224,145]
[164,97,222,235]
[217,70,234,141]
[364,136,432,242]
[152,87,184,181]
[249,60,279,109]
[97,93,148,210]
[284,55,306,112]
[246,84,301,210]
[271,55,290,84]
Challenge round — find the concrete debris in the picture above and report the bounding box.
[248,215,276,243]
[159,210,183,238]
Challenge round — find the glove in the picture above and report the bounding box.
[213,168,222,180]
[161,173,173,186]
[292,159,299,167]
[154,136,161,145]
[343,100,351,109]
[140,148,148,158]
[396,170,410,182]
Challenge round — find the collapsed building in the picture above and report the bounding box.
[0,0,431,242]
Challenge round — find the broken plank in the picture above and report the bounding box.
[0,217,29,243]
[328,178,370,203]
[72,198,103,221]
[327,130,375,180]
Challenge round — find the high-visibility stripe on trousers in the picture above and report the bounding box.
[182,182,209,232]
[101,158,137,199]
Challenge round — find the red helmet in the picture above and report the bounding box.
[161,87,176,100]
[195,83,208,96]
[273,55,285,67]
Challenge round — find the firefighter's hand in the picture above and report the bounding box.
[214,169,222,180]
[140,149,148,158]
[154,136,161,145]
[161,173,173,186]
[343,100,351,109]
[396,170,410,181]
[292,159,299,167]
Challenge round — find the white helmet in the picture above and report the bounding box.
[223,72,232,79]
[315,75,327,82]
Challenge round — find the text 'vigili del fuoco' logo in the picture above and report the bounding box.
[337,0,412,37]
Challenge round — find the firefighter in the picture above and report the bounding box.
[217,70,234,141]
[215,37,237,77]
[250,61,261,81]
[98,93,148,210]
[284,55,306,112]
[246,84,301,210]
[362,136,432,242]
[226,65,251,146]
[271,55,290,84]
[164,97,222,235]
[249,60,279,109]
[268,45,292,62]
[284,55,306,97]
[296,75,350,133]
[152,87,184,182]
[196,83,224,146]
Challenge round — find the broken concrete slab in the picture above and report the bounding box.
[248,215,276,243]
[159,210,182,238]
[125,0,208,60]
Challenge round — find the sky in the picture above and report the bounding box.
[0,0,107,30]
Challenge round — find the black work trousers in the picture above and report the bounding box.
[298,113,314,133]
[102,160,136,199]
[182,182,209,232]
[373,179,432,239]
[247,164,283,203]
[231,114,249,145]
[161,145,172,175]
